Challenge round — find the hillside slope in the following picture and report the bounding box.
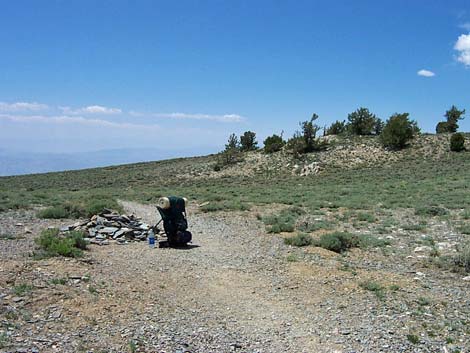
[0,133,468,213]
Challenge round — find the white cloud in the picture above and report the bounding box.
[455,33,470,66]
[0,102,48,112]
[417,69,435,77]
[129,111,245,123]
[0,114,159,130]
[59,105,122,115]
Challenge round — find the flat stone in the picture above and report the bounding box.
[99,227,119,234]
[95,216,106,225]
[414,246,432,253]
[113,229,126,239]
[139,223,150,230]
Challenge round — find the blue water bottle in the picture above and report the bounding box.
[148,229,155,248]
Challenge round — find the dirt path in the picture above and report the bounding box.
[113,201,327,352]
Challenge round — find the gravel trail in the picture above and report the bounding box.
[114,201,327,352]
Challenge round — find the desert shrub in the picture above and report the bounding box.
[315,232,389,253]
[380,113,419,149]
[13,283,33,296]
[263,207,304,233]
[347,107,381,135]
[356,212,376,223]
[37,206,69,219]
[284,233,313,247]
[315,232,360,253]
[415,205,449,217]
[68,230,88,250]
[84,198,121,217]
[450,133,465,152]
[326,120,346,135]
[359,280,385,299]
[37,202,84,219]
[268,223,294,233]
[459,225,470,235]
[37,198,120,219]
[34,228,86,258]
[406,334,420,344]
[240,131,258,151]
[454,240,470,272]
[263,134,285,153]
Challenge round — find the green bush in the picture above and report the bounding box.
[406,334,420,344]
[37,202,84,219]
[454,240,470,272]
[450,133,465,152]
[359,280,385,299]
[263,134,285,153]
[380,113,419,149]
[84,198,121,217]
[263,207,304,233]
[284,233,313,247]
[356,212,376,223]
[415,205,449,217]
[34,228,87,258]
[13,283,33,296]
[315,232,389,253]
[37,198,121,219]
[315,232,359,253]
[37,206,69,219]
[69,230,88,250]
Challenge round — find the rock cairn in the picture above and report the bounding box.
[61,209,154,245]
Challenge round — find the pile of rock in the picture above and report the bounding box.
[61,209,153,245]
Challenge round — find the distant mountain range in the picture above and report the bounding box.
[0,147,216,176]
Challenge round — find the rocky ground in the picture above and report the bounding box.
[1,202,470,353]
[183,133,460,179]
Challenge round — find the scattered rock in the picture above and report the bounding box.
[414,246,432,253]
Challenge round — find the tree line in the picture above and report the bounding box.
[216,105,466,170]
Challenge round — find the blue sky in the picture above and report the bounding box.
[0,0,469,156]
